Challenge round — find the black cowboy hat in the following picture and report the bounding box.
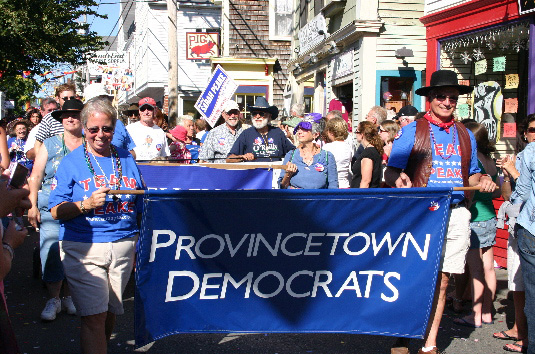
[415,70,472,96]
[51,99,84,121]
[247,96,279,120]
[123,103,139,115]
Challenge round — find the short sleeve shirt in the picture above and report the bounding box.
[126,121,170,161]
[228,126,295,162]
[198,124,245,163]
[36,113,63,143]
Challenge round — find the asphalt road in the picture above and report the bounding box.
[5,220,519,354]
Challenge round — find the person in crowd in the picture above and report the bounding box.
[175,115,201,163]
[168,125,191,164]
[153,107,169,133]
[323,117,353,188]
[227,97,295,162]
[279,121,337,189]
[0,125,9,173]
[126,97,170,161]
[493,115,535,354]
[395,105,419,128]
[27,83,76,160]
[290,103,306,120]
[510,126,535,354]
[351,121,383,188]
[26,108,42,130]
[49,97,145,354]
[7,119,33,174]
[365,105,388,127]
[325,110,342,121]
[28,99,85,321]
[0,178,31,354]
[280,116,301,146]
[195,118,209,143]
[379,120,400,165]
[453,122,500,329]
[199,100,244,163]
[24,98,59,159]
[123,103,140,124]
[385,70,496,354]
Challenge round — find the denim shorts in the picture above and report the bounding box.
[38,193,65,283]
[469,217,497,249]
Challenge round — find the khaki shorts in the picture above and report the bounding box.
[439,205,471,274]
[60,236,137,317]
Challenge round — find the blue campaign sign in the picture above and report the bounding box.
[137,164,273,190]
[135,188,452,347]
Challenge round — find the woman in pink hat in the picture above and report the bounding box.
[168,125,191,164]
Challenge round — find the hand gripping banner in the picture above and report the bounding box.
[135,188,453,347]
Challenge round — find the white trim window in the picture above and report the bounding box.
[269,0,294,40]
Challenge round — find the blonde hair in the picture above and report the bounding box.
[325,117,348,141]
[380,120,400,143]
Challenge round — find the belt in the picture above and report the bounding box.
[450,200,466,209]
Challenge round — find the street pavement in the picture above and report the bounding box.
[6,220,519,354]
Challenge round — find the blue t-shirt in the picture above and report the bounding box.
[111,119,136,152]
[388,121,480,203]
[228,126,295,162]
[48,145,145,243]
[7,137,33,173]
[278,148,338,189]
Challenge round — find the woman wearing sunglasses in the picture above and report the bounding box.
[279,121,338,189]
[28,98,85,322]
[48,98,145,354]
[351,121,384,188]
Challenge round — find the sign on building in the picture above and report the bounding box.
[186,32,220,60]
[298,14,327,55]
[87,51,134,93]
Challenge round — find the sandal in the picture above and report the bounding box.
[494,331,518,341]
[503,343,528,353]
[447,297,464,313]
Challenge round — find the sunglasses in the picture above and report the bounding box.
[527,127,535,134]
[140,106,154,112]
[61,96,75,101]
[434,94,459,103]
[251,111,267,117]
[85,126,114,134]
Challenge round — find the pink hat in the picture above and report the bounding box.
[169,125,188,141]
[138,97,156,108]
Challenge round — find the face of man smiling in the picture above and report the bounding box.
[428,87,459,122]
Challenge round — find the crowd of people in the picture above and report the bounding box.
[0,69,533,354]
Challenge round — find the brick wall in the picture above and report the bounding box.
[228,0,291,112]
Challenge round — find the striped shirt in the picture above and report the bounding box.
[35,112,63,143]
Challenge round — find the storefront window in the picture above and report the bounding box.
[380,76,415,113]
[235,94,266,121]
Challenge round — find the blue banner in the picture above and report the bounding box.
[135,188,452,347]
[137,164,273,190]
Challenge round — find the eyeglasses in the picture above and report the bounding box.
[251,111,267,117]
[527,127,535,134]
[434,94,459,103]
[61,96,75,101]
[140,106,154,112]
[85,126,114,134]
[379,128,387,133]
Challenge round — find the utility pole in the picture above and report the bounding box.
[167,0,178,126]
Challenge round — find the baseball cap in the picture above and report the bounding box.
[138,97,156,109]
[395,105,419,120]
[223,100,240,112]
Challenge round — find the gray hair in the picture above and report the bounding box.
[291,103,305,117]
[40,97,58,111]
[368,106,387,125]
[177,115,193,127]
[326,110,343,120]
[81,97,117,128]
[311,122,321,134]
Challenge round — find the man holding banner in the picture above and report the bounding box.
[385,70,496,354]
[198,100,244,163]
[226,97,295,162]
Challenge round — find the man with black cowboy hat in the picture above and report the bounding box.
[226,97,295,162]
[385,70,496,354]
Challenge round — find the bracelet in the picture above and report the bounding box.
[481,174,491,179]
[503,180,511,183]
[80,200,89,214]
[3,242,14,260]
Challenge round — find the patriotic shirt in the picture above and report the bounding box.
[48,145,145,243]
[228,126,295,162]
[126,121,170,161]
[388,121,480,204]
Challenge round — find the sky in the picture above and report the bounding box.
[87,2,120,37]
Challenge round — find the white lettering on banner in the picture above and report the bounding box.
[149,231,431,262]
[164,269,401,302]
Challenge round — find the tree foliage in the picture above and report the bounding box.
[0,0,108,107]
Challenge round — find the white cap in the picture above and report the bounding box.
[223,100,239,112]
[84,83,112,102]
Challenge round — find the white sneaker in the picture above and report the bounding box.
[62,296,76,315]
[40,298,61,321]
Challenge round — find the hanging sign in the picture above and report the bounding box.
[493,57,506,72]
[503,123,517,138]
[519,0,535,15]
[504,98,519,114]
[475,59,487,76]
[456,104,470,119]
[505,74,519,89]
[186,32,219,60]
[472,81,503,142]
[298,14,327,55]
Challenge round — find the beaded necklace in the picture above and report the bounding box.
[83,143,122,190]
[428,121,457,160]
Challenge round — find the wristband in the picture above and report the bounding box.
[80,200,89,214]
[3,242,14,260]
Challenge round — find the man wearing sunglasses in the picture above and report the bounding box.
[385,70,496,354]
[27,83,77,160]
[226,97,295,162]
[126,97,170,161]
